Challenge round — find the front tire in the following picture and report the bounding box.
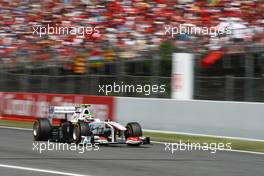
[125,122,142,138]
[33,118,51,141]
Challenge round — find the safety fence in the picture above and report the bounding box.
[1,71,264,102]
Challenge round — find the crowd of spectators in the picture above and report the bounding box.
[0,0,263,72]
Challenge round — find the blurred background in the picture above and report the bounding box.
[0,0,263,101]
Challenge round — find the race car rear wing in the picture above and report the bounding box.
[49,106,76,114]
[48,106,76,122]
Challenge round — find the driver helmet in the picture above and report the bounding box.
[83,113,93,122]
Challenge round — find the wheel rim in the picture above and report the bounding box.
[73,128,77,140]
[33,129,37,136]
[126,126,132,138]
[33,123,38,136]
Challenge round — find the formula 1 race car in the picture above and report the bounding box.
[33,104,150,146]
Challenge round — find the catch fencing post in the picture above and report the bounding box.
[225,76,234,101]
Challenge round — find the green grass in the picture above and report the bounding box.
[144,131,264,153]
[0,120,33,129]
[1,120,263,153]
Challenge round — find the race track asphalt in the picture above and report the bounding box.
[0,127,263,176]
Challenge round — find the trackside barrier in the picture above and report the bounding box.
[0,92,115,121]
[1,92,264,141]
[115,97,264,140]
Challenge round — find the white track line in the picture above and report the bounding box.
[0,164,90,176]
[227,149,264,155]
[152,141,264,155]
[1,126,264,156]
[144,129,264,142]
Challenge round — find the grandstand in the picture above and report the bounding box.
[0,0,263,101]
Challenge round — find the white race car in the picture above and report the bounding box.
[33,104,150,146]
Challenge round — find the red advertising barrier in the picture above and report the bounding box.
[0,92,115,122]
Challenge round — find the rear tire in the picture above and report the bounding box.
[72,121,91,144]
[33,118,51,141]
[125,122,142,138]
[61,122,73,143]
